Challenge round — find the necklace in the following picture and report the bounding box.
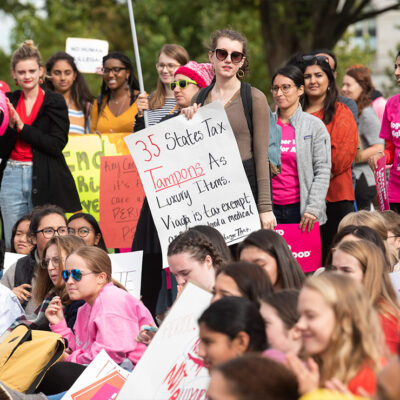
[111,94,129,117]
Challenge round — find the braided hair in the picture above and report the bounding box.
[168,228,225,273]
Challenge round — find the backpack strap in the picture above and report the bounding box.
[240,81,253,138]
[195,78,215,106]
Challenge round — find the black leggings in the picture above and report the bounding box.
[36,362,86,395]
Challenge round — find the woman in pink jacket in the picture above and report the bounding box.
[40,246,154,395]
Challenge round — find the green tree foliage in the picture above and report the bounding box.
[1,0,400,99]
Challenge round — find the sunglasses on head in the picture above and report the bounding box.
[214,49,244,64]
[62,269,97,282]
[302,55,329,66]
[169,79,198,90]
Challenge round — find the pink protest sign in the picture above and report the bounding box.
[275,223,321,273]
[374,155,389,211]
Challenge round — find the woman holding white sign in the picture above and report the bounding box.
[183,29,276,230]
[271,65,331,232]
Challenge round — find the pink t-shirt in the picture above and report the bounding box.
[272,119,300,205]
[379,93,400,202]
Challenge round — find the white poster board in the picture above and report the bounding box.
[66,38,109,73]
[3,252,25,271]
[124,101,261,265]
[109,251,143,300]
[389,271,400,302]
[62,349,130,400]
[117,282,212,400]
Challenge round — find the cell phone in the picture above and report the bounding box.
[143,326,158,333]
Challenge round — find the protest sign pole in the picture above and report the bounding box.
[127,0,149,127]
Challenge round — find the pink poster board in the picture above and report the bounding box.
[374,155,389,211]
[275,223,321,272]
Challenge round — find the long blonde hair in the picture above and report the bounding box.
[334,240,400,319]
[33,235,86,305]
[148,44,189,110]
[304,273,384,384]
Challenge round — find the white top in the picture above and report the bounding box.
[0,283,24,336]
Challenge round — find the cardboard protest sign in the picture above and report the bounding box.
[117,282,212,400]
[374,155,389,211]
[63,133,130,221]
[66,38,109,73]
[389,272,400,302]
[275,223,322,272]
[109,251,143,299]
[62,349,130,400]
[100,155,145,248]
[124,101,261,264]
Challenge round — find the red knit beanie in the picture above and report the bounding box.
[174,61,214,88]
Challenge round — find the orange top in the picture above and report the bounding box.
[311,103,358,202]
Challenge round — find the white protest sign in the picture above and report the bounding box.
[3,252,25,271]
[389,271,400,302]
[66,38,109,73]
[62,349,130,400]
[117,282,212,400]
[109,251,143,300]
[124,101,261,265]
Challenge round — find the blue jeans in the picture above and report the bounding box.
[273,202,301,224]
[0,161,33,249]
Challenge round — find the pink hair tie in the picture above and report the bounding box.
[0,91,9,136]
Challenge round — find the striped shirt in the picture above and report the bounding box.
[69,107,86,134]
[147,98,176,126]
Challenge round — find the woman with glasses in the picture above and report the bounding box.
[0,41,81,250]
[183,29,275,230]
[90,51,139,133]
[39,246,154,394]
[300,56,358,260]
[134,44,189,131]
[1,204,68,314]
[7,235,85,332]
[132,61,214,317]
[67,212,107,250]
[270,64,331,231]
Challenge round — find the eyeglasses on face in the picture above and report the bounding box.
[214,49,244,64]
[169,79,198,91]
[271,84,296,94]
[62,269,98,282]
[101,67,127,75]
[35,226,68,239]
[41,256,63,270]
[67,227,93,238]
[156,63,180,71]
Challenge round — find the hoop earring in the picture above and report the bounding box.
[237,69,245,79]
[40,78,43,84]
[14,79,18,86]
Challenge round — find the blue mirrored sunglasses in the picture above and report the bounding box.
[62,269,97,282]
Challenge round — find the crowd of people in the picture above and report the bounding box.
[0,27,399,400]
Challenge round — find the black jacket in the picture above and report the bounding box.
[0,89,81,212]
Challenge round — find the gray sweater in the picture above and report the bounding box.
[276,105,331,225]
